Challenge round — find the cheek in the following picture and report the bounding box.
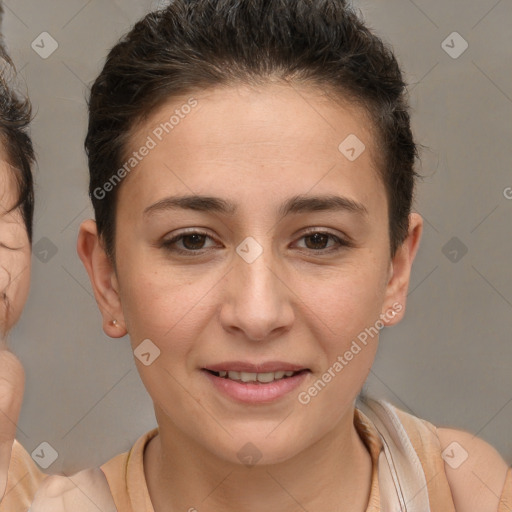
[295,254,389,340]
[118,266,215,412]
[0,250,31,333]
[293,262,387,415]
[120,247,389,336]
[119,263,211,351]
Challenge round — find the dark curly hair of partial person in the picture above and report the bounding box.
[0,32,35,242]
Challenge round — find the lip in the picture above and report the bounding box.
[202,368,310,404]
[203,361,308,373]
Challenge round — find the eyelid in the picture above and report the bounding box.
[299,226,353,243]
[163,228,215,242]
[292,229,353,252]
[160,229,218,253]
[0,242,22,251]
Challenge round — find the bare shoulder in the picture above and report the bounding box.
[30,467,116,512]
[437,427,510,512]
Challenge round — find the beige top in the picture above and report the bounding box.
[5,402,510,511]
[100,403,512,511]
[0,440,46,512]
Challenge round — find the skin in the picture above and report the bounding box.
[78,81,425,512]
[0,80,504,511]
[0,153,117,512]
[0,160,31,335]
[30,468,117,512]
[437,428,510,512]
[0,156,31,501]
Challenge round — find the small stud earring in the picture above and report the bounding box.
[112,319,118,327]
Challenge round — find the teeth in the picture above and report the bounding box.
[240,371,257,382]
[255,372,274,383]
[214,370,298,382]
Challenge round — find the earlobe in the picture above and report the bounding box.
[76,219,127,338]
[381,213,423,327]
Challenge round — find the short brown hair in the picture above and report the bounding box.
[86,0,419,259]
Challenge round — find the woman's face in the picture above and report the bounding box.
[80,82,422,464]
[0,156,31,338]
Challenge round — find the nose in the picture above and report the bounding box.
[218,244,295,342]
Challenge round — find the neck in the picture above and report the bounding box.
[144,405,373,512]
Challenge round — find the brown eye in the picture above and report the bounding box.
[303,232,330,250]
[180,233,208,250]
[161,230,217,255]
[295,230,352,254]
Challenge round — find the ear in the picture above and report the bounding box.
[381,212,423,326]
[76,219,127,338]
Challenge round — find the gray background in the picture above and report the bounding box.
[1,0,510,474]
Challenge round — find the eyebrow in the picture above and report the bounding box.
[143,194,368,219]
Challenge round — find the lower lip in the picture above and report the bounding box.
[202,369,310,404]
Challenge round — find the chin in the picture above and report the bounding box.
[212,431,306,468]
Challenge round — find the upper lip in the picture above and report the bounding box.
[203,361,309,373]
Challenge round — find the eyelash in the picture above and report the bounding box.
[161,229,352,256]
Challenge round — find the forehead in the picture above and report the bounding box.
[121,82,385,212]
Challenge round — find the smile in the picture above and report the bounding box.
[205,369,304,383]
[202,367,311,403]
